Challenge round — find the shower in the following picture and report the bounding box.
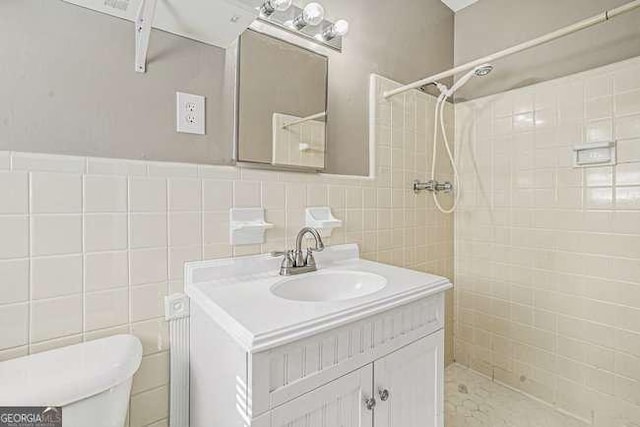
[420,63,493,214]
[474,64,494,76]
[443,63,493,97]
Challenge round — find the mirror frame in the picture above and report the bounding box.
[232,21,332,173]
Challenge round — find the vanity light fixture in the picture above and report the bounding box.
[260,0,292,17]
[257,1,349,51]
[292,2,325,29]
[320,19,349,41]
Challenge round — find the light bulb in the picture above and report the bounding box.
[322,19,349,40]
[260,0,292,17]
[293,2,325,29]
[302,3,324,25]
[333,19,349,36]
[271,0,292,11]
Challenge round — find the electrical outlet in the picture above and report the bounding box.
[176,92,205,135]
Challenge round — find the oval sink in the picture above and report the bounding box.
[271,271,387,302]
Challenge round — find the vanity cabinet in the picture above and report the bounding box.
[373,330,443,427]
[190,291,446,427]
[264,331,443,427]
[269,364,373,427]
[187,244,451,427]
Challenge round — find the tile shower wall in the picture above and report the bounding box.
[0,75,452,427]
[455,56,640,426]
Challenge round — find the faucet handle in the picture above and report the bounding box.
[304,248,317,269]
[282,251,295,266]
[278,251,295,275]
[271,250,295,266]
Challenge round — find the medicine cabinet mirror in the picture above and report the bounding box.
[236,29,329,171]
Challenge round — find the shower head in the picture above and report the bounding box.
[474,64,493,77]
[445,63,494,96]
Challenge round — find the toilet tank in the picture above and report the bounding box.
[0,335,143,427]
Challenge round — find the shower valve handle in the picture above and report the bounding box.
[437,181,453,193]
[413,180,453,194]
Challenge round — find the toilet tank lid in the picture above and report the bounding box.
[0,335,143,406]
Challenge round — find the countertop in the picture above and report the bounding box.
[185,244,452,352]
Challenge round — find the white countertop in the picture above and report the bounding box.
[185,244,452,352]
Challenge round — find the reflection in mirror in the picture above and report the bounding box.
[237,29,328,171]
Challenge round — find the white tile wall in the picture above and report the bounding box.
[129,177,167,212]
[0,303,28,349]
[84,252,128,291]
[0,75,454,427]
[84,214,128,252]
[455,56,640,426]
[0,172,28,214]
[30,172,81,214]
[85,288,129,331]
[84,175,128,213]
[0,259,28,304]
[30,295,83,342]
[0,216,28,258]
[30,215,82,256]
[30,255,82,299]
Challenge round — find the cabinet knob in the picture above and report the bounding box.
[378,388,390,401]
[364,396,376,410]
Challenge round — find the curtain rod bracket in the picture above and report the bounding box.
[135,0,158,73]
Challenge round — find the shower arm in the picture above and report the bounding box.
[443,68,477,96]
[383,0,640,99]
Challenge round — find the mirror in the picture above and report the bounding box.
[237,29,328,171]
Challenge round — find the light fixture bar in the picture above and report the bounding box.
[257,3,348,51]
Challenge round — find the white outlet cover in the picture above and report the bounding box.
[176,92,205,135]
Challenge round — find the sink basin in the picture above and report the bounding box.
[271,271,387,302]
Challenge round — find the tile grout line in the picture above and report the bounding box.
[81,173,86,341]
[26,158,32,354]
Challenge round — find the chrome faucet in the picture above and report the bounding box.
[272,227,325,276]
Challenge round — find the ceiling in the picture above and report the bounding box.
[440,0,478,12]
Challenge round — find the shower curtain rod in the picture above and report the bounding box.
[383,0,640,99]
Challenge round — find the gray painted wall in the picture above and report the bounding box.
[316,0,454,175]
[0,0,234,165]
[453,0,640,101]
[0,0,454,176]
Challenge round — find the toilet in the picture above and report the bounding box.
[0,334,142,427]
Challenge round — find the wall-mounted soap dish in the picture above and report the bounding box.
[230,208,274,245]
[572,141,616,167]
[305,207,342,237]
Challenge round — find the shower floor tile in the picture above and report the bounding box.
[445,364,589,427]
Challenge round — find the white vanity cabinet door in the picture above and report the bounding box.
[268,364,373,427]
[373,330,444,427]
